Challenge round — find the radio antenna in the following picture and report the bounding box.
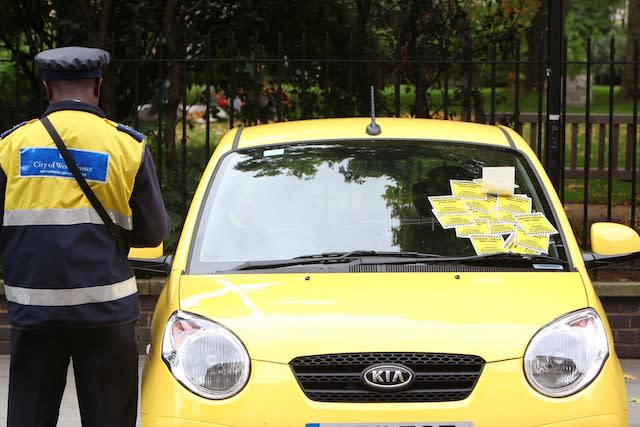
[366,85,381,136]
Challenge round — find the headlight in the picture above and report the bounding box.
[524,308,608,397]
[162,310,250,399]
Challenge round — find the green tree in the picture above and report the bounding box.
[369,0,537,120]
[523,0,546,95]
[565,0,625,79]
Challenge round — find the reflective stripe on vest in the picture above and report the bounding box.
[4,276,137,306]
[3,207,133,230]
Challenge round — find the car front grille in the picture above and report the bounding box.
[289,352,485,403]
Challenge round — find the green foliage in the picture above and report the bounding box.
[0,61,14,104]
[566,0,624,40]
[590,25,627,84]
[158,169,189,252]
[145,122,223,253]
[565,0,626,77]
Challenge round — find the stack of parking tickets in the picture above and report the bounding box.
[428,177,558,255]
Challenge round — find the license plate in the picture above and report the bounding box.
[306,423,473,427]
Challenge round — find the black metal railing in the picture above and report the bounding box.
[1,34,638,248]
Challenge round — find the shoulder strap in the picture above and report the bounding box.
[40,116,127,255]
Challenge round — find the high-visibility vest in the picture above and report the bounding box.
[0,106,145,328]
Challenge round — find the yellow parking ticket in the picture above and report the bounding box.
[497,209,518,223]
[512,228,550,252]
[450,180,484,199]
[514,212,559,236]
[488,222,516,235]
[428,195,469,215]
[455,222,490,237]
[431,209,476,229]
[470,210,499,223]
[469,235,507,255]
[464,198,496,214]
[497,194,532,214]
[505,233,542,255]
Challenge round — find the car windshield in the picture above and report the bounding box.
[188,140,567,273]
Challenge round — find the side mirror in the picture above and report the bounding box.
[591,222,640,255]
[128,243,171,276]
[583,222,640,270]
[128,245,164,259]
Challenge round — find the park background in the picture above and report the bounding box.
[1,0,640,356]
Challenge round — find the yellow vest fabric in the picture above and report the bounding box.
[0,111,144,228]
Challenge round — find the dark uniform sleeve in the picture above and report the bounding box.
[0,167,6,235]
[129,146,171,247]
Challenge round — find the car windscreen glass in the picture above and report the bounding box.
[188,140,567,273]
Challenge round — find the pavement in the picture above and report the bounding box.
[624,358,640,427]
[0,356,639,426]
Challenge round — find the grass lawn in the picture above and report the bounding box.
[564,178,640,204]
[382,84,638,116]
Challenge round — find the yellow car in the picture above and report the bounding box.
[140,117,640,426]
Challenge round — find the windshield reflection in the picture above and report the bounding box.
[189,141,563,273]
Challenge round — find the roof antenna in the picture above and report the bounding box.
[366,85,381,136]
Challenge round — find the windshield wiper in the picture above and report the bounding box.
[312,250,444,259]
[443,252,569,270]
[226,251,568,272]
[227,250,443,271]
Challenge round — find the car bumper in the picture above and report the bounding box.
[141,355,627,427]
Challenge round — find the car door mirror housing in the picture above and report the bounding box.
[128,243,171,276]
[129,244,164,259]
[591,222,640,256]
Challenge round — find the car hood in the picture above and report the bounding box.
[178,271,588,363]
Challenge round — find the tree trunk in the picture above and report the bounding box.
[459,11,477,122]
[355,0,374,116]
[77,0,115,117]
[408,0,429,117]
[621,0,640,99]
[524,0,547,95]
[162,0,181,170]
[393,0,433,118]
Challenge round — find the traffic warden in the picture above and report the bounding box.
[0,46,171,427]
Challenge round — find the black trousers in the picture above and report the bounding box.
[7,321,139,427]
